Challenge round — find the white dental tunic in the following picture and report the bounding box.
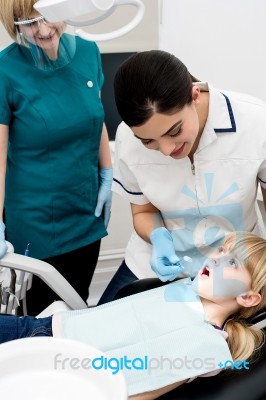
[113,83,266,278]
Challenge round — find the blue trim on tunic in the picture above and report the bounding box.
[113,178,143,195]
[214,93,236,133]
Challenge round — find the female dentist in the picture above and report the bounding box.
[99,50,266,304]
[0,0,112,314]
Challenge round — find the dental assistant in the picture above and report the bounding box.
[0,0,112,314]
[99,50,266,304]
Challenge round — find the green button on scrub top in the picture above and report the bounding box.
[0,36,107,258]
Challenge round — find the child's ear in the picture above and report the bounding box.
[236,291,261,308]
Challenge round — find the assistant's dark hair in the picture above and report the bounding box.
[114,50,198,127]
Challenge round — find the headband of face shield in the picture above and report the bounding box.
[14,15,76,71]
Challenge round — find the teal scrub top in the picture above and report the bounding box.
[0,36,107,258]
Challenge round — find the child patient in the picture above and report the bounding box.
[0,231,265,400]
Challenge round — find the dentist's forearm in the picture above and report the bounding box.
[131,203,165,243]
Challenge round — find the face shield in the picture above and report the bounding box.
[14,15,76,72]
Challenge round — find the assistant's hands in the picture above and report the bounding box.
[95,167,113,228]
[150,227,183,281]
[0,221,7,258]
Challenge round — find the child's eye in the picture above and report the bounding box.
[229,258,238,267]
[218,246,225,254]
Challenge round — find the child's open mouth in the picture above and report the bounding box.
[201,266,210,277]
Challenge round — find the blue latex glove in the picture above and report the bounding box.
[150,227,184,282]
[0,221,7,259]
[94,167,113,228]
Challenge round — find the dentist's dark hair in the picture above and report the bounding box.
[114,50,198,127]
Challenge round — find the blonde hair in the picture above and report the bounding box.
[0,0,37,41]
[223,232,266,362]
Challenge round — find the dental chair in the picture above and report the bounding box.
[114,279,266,400]
[0,253,265,400]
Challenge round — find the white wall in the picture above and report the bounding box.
[159,0,266,101]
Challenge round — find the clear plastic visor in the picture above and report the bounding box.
[14,15,76,71]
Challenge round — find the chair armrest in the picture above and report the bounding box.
[37,300,71,318]
[250,309,266,329]
[0,253,87,310]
